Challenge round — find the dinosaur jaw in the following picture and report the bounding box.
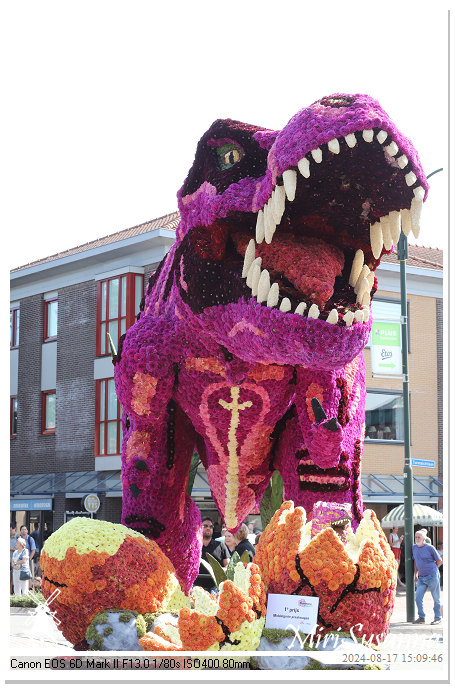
[237,126,425,326]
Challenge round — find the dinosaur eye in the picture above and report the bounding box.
[216,143,244,170]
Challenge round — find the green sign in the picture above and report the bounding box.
[371,320,402,376]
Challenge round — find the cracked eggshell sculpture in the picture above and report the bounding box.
[114,93,428,592]
[40,517,187,647]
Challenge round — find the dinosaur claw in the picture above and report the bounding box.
[323,417,340,432]
[311,397,327,424]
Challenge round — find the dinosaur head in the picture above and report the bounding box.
[175,94,428,368]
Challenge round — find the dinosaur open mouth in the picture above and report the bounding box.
[184,126,424,326]
[235,128,424,325]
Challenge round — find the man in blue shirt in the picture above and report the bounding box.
[412,529,442,625]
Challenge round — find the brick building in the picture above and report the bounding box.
[10,215,443,544]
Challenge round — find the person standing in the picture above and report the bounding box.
[194,517,229,590]
[30,522,41,576]
[389,526,405,586]
[11,537,30,596]
[19,525,36,588]
[233,524,255,561]
[412,529,442,625]
[10,523,18,594]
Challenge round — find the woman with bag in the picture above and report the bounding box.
[11,537,30,596]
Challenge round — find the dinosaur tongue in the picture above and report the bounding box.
[232,231,345,308]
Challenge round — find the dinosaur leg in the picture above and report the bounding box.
[114,319,202,592]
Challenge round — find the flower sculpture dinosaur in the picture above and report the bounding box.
[114,94,428,592]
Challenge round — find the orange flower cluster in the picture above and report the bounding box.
[248,564,267,616]
[131,372,158,416]
[217,580,256,633]
[126,430,151,464]
[178,607,224,650]
[358,539,395,591]
[255,501,304,589]
[139,633,181,651]
[299,528,356,591]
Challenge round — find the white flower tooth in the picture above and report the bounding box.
[354,265,370,294]
[270,189,282,225]
[362,129,374,142]
[389,210,401,244]
[328,138,340,154]
[256,208,265,244]
[326,308,339,324]
[405,171,417,186]
[242,238,256,278]
[266,282,280,307]
[397,154,408,169]
[295,302,307,315]
[343,311,354,327]
[246,256,261,288]
[345,133,357,148]
[354,309,364,323]
[349,248,364,287]
[380,215,393,250]
[370,222,383,259]
[367,272,375,291]
[311,148,322,163]
[413,185,425,201]
[251,262,261,296]
[256,269,271,303]
[400,208,412,236]
[385,141,399,156]
[358,289,370,307]
[308,304,320,319]
[356,278,370,304]
[376,130,388,144]
[273,184,286,220]
[410,198,422,239]
[297,157,310,178]
[362,306,370,322]
[279,297,291,313]
[282,169,297,201]
[264,202,277,244]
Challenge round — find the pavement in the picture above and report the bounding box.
[9,584,444,654]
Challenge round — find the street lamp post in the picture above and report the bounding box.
[397,167,443,622]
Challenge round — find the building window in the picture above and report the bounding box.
[96,273,143,357]
[41,391,56,434]
[95,378,122,455]
[10,308,20,348]
[365,390,405,443]
[43,299,58,341]
[11,397,17,437]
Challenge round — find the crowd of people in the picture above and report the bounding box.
[195,517,260,591]
[10,522,52,596]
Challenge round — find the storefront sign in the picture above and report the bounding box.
[265,593,319,634]
[83,493,101,513]
[10,498,53,511]
[411,458,436,468]
[371,320,402,376]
